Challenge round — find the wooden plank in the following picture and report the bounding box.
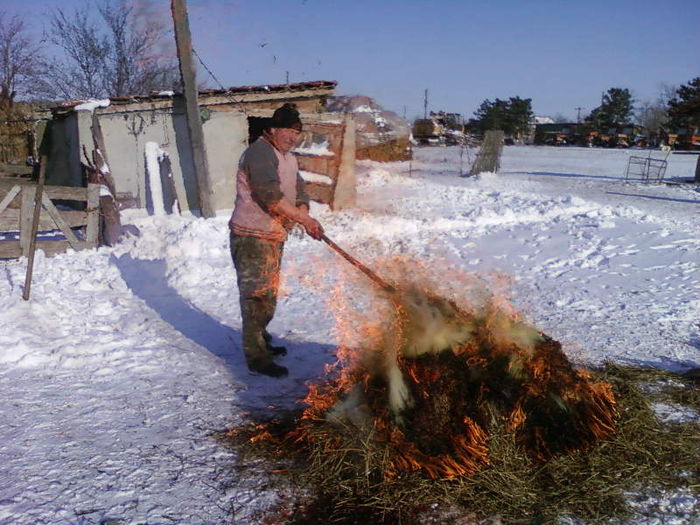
[0,209,87,230]
[246,108,342,123]
[0,185,21,216]
[297,155,334,179]
[90,113,118,199]
[85,183,99,247]
[0,240,76,259]
[23,156,48,299]
[57,210,88,227]
[304,182,334,204]
[332,116,357,210]
[20,185,35,256]
[298,123,344,158]
[43,186,89,201]
[0,214,19,230]
[39,240,88,256]
[40,193,82,250]
[0,242,21,258]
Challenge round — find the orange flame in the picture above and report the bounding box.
[241,254,618,480]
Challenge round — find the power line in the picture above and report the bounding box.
[191,47,248,115]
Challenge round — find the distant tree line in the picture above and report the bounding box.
[585,88,634,129]
[0,1,179,106]
[463,79,699,145]
[468,97,533,139]
[666,78,700,130]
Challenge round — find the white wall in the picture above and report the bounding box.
[202,110,248,212]
[59,104,347,214]
[97,107,191,210]
[93,106,247,213]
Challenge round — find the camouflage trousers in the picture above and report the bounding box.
[230,232,284,367]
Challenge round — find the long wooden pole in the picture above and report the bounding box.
[23,156,47,301]
[171,0,215,218]
[90,114,123,245]
[321,234,395,292]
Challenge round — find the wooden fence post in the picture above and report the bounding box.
[333,115,357,210]
[86,183,100,247]
[20,185,35,257]
[23,156,47,301]
[171,0,215,217]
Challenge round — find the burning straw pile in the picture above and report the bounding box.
[227,258,697,522]
[298,287,618,482]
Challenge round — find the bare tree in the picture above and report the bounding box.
[0,12,45,104]
[98,1,179,97]
[636,100,667,133]
[43,0,179,100]
[44,6,110,99]
[635,83,677,135]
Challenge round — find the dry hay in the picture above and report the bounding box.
[300,281,618,480]
[224,260,698,523]
[226,364,699,524]
[299,333,617,481]
[356,137,412,162]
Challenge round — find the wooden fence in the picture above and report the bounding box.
[295,116,356,210]
[0,183,100,258]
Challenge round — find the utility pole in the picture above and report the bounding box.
[575,107,584,123]
[171,0,215,218]
[423,89,428,119]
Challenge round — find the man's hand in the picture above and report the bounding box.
[297,204,323,239]
[269,200,324,240]
[301,216,324,240]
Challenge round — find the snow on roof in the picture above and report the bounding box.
[534,116,555,124]
[53,80,338,112]
[73,99,111,112]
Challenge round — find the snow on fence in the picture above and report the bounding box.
[0,183,99,258]
[293,115,356,210]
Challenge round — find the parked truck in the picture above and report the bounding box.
[412,118,446,145]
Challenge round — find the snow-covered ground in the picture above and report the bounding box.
[1,146,698,524]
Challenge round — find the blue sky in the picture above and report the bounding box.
[9,0,700,121]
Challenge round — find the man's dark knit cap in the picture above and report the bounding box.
[271,103,302,131]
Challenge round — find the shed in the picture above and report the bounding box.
[42,80,356,213]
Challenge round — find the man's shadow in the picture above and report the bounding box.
[113,254,337,414]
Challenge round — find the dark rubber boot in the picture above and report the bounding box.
[248,360,288,378]
[263,331,287,356]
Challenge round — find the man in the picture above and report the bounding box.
[230,103,323,378]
